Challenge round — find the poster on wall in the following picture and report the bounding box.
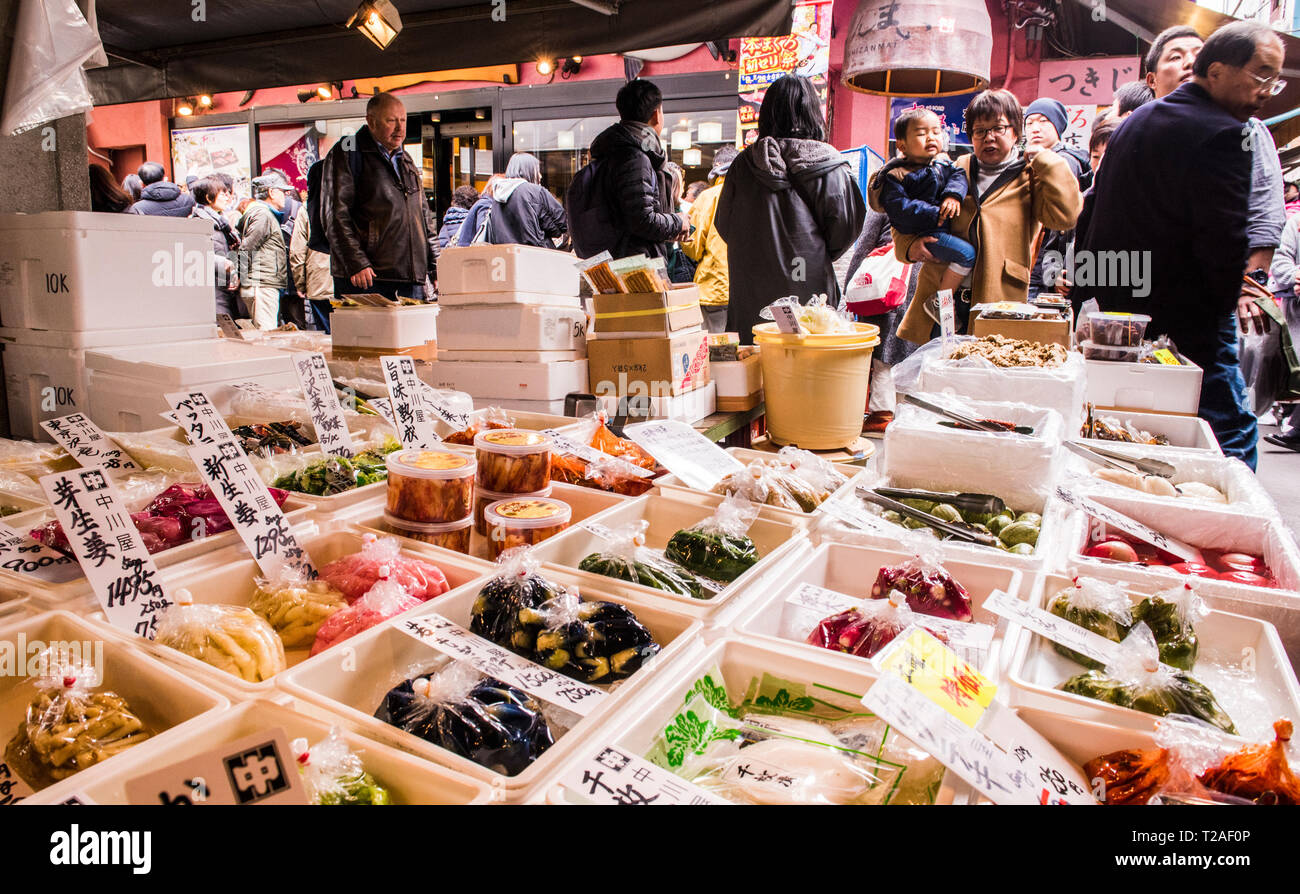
[888,95,974,155]
[1059,103,1101,156]
[170,123,252,197]
[1036,56,1140,107]
[259,124,321,195]
[738,0,832,146]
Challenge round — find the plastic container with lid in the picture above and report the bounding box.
[1079,340,1143,363]
[1084,311,1151,347]
[385,449,476,524]
[382,513,474,555]
[475,484,552,536]
[484,496,572,560]
[474,428,552,494]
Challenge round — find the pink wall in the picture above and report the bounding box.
[86,99,170,181]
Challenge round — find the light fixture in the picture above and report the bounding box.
[698,121,722,143]
[536,59,553,76]
[561,56,583,78]
[843,0,991,97]
[197,94,212,108]
[670,130,690,151]
[347,0,402,50]
[682,147,702,167]
[176,97,195,116]
[475,108,486,120]
[557,130,575,149]
[571,55,582,64]
[430,112,441,123]
[316,84,332,100]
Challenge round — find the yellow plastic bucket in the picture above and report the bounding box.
[752,322,880,450]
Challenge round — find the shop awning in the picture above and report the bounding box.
[85,0,792,105]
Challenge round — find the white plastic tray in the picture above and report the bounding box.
[1081,409,1221,454]
[1063,448,1276,516]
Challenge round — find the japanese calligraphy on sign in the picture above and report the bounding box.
[186,440,316,580]
[418,383,471,433]
[558,744,728,806]
[1059,104,1097,155]
[1038,56,1140,105]
[379,357,442,449]
[396,615,608,717]
[873,628,996,727]
[40,414,141,477]
[1054,487,1199,562]
[367,398,398,429]
[166,391,236,446]
[291,352,355,459]
[123,727,309,806]
[0,521,81,584]
[38,469,171,640]
[982,589,1121,668]
[0,757,35,806]
[624,420,744,491]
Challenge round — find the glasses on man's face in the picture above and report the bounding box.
[971,123,1013,141]
[1248,70,1288,96]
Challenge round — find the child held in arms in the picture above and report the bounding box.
[868,107,975,296]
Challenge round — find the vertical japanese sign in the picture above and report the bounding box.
[380,356,441,449]
[0,521,81,584]
[166,391,236,445]
[738,0,832,146]
[1037,57,1140,107]
[39,414,141,477]
[39,469,171,640]
[291,352,355,458]
[1060,104,1098,156]
[186,440,316,580]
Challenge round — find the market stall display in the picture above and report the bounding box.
[384,449,476,524]
[155,589,288,683]
[475,429,552,493]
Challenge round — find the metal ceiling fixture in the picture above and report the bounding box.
[842,0,994,97]
[347,0,403,49]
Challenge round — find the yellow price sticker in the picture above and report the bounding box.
[1152,348,1181,366]
[876,628,996,727]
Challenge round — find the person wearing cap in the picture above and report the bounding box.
[235,174,289,330]
[681,146,738,333]
[255,168,307,328]
[1023,97,1092,299]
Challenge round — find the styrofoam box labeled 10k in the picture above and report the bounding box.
[436,244,579,297]
[0,212,218,331]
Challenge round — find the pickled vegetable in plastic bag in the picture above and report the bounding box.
[577,520,711,599]
[777,446,849,502]
[807,589,941,659]
[1047,576,1133,669]
[268,437,399,495]
[1059,623,1235,733]
[291,727,390,805]
[249,567,346,649]
[470,546,569,653]
[1196,719,1300,805]
[531,588,659,683]
[871,550,972,622]
[550,448,654,496]
[711,460,823,513]
[1083,746,1172,805]
[317,533,449,603]
[311,566,423,656]
[1132,582,1204,671]
[586,411,657,470]
[374,660,554,776]
[156,589,287,682]
[664,495,759,583]
[444,406,514,446]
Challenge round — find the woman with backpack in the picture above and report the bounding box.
[455,155,566,248]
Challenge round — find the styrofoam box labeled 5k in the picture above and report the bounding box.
[437,244,579,298]
[422,358,588,402]
[436,304,587,354]
[0,212,218,331]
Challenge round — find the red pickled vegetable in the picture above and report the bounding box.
[806,605,947,659]
[871,561,972,622]
[1216,570,1276,588]
[1197,720,1300,805]
[1169,562,1218,578]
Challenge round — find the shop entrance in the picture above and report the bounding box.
[420,110,493,230]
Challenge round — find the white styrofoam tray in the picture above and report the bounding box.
[330,304,439,352]
[1081,408,1221,454]
[1062,447,1276,516]
[1083,354,1203,416]
[919,349,1088,430]
[85,339,296,387]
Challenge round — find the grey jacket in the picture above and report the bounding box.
[1249,118,1286,252]
[237,201,288,288]
[1270,215,1300,297]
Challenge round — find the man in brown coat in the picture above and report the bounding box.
[890,90,1083,345]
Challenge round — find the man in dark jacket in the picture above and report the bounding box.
[1024,98,1092,297]
[578,79,690,260]
[1074,21,1285,469]
[321,92,437,301]
[128,162,196,217]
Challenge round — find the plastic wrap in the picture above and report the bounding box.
[1196,719,1300,805]
[1068,450,1267,512]
[229,421,314,458]
[870,551,973,621]
[760,294,856,335]
[383,514,473,554]
[156,589,287,682]
[267,437,400,496]
[664,496,760,583]
[806,589,939,659]
[576,520,712,600]
[310,565,424,656]
[444,406,515,446]
[1047,576,1133,669]
[1059,623,1235,733]
[103,429,197,474]
[291,727,391,805]
[469,547,568,651]
[583,413,657,471]
[1132,582,1204,671]
[0,437,76,477]
[317,533,450,604]
[2,647,151,790]
[712,460,824,513]
[0,469,44,513]
[475,430,552,493]
[549,450,654,496]
[1081,407,1172,445]
[248,568,347,649]
[374,660,554,776]
[0,0,100,137]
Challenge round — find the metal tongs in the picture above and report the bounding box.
[1064,441,1177,479]
[855,486,1000,547]
[897,393,1012,434]
[874,486,1006,517]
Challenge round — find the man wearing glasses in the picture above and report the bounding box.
[1075,21,1286,469]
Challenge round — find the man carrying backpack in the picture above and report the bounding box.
[567,79,690,259]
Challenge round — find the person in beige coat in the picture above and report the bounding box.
[292,160,337,332]
[887,89,1082,345]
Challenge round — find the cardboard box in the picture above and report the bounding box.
[716,390,762,413]
[590,283,704,338]
[969,307,1073,349]
[586,329,710,397]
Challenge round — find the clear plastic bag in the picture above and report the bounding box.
[443,406,514,446]
[249,567,347,650]
[549,445,654,497]
[469,546,570,651]
[664,495,760,583]
[1,0,100,136]
[806,589,939,659]
[310,566,424,656]
[1047,576,1133,669]
[317,533,449,603]
[529,587,660,683]
[291,727,391,805]
[2,646,152,789]
[263,436,400,496]
[576,520,712,600]
[156,588,286,682]
[1132,582,1205,671]
[760,294,855,334]
[870,549,973,621]
[712,460,824,513]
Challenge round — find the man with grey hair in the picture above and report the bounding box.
[322,91,437,300]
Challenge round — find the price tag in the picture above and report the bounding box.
[187,441,315,580]
[0,757,35,806]
[981,589,1121,668]
[419,383,471,432]
[123,727,309,806]
[938,289,956,342]
[0,521,81,584]
[1054,486,1200,562]
[1152,349,1181,366]
[871,628,996,727]
[543,429,655,479]
[291,352,355,459]
[40,414,141,477]
[395,615,608,717]
[216,314,244,339]
[166,391,236,445]
[788,580,858,615]
[579,520,617,541]
[368,398,398,429]
[38,470,171,640]
[380,356,442,449]
[770,303,803,335]
[557,744,728,806]
[623,420,744,491]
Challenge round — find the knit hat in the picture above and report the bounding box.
[1025,98,1068,140]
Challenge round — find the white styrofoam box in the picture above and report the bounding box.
[83,528,494,700]
[421,358,588,402]
[1063,448,1276,516]
[527,490,809,620]
[1,324,219,441]
[436,304,587,354]
[277,564,702,801]
[598,382,717,425]
[437,348,585,363]
[536,636,965,806]
[919,350,1087,430]
[38,699,495,805]
[730,540,1024,672]
[437,244,579,298]
[484,397,571,415]
[1084,355,1203,415]
[711,355,762,398]
[0,610,228,804]
[0,212,217,332]
[437,290,583,309]
[885,393,1065,478]
[88,369,302,433]
[1007,573,1300,741]
[1082,408,1221,454]
[86,338,295,387]
[330,305,439,351]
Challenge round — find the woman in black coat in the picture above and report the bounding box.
[716,75,865,343]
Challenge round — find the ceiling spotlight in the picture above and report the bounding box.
[561,56,583,78]
[296,88,318,103]
[430,112,441,123]
[475,108,486,120]
[536,59,553,76]
[197,94,212,107]
[347,0,402,49]
[176,97,195,116]
[571,55,582,64]
[316,84,332,100]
